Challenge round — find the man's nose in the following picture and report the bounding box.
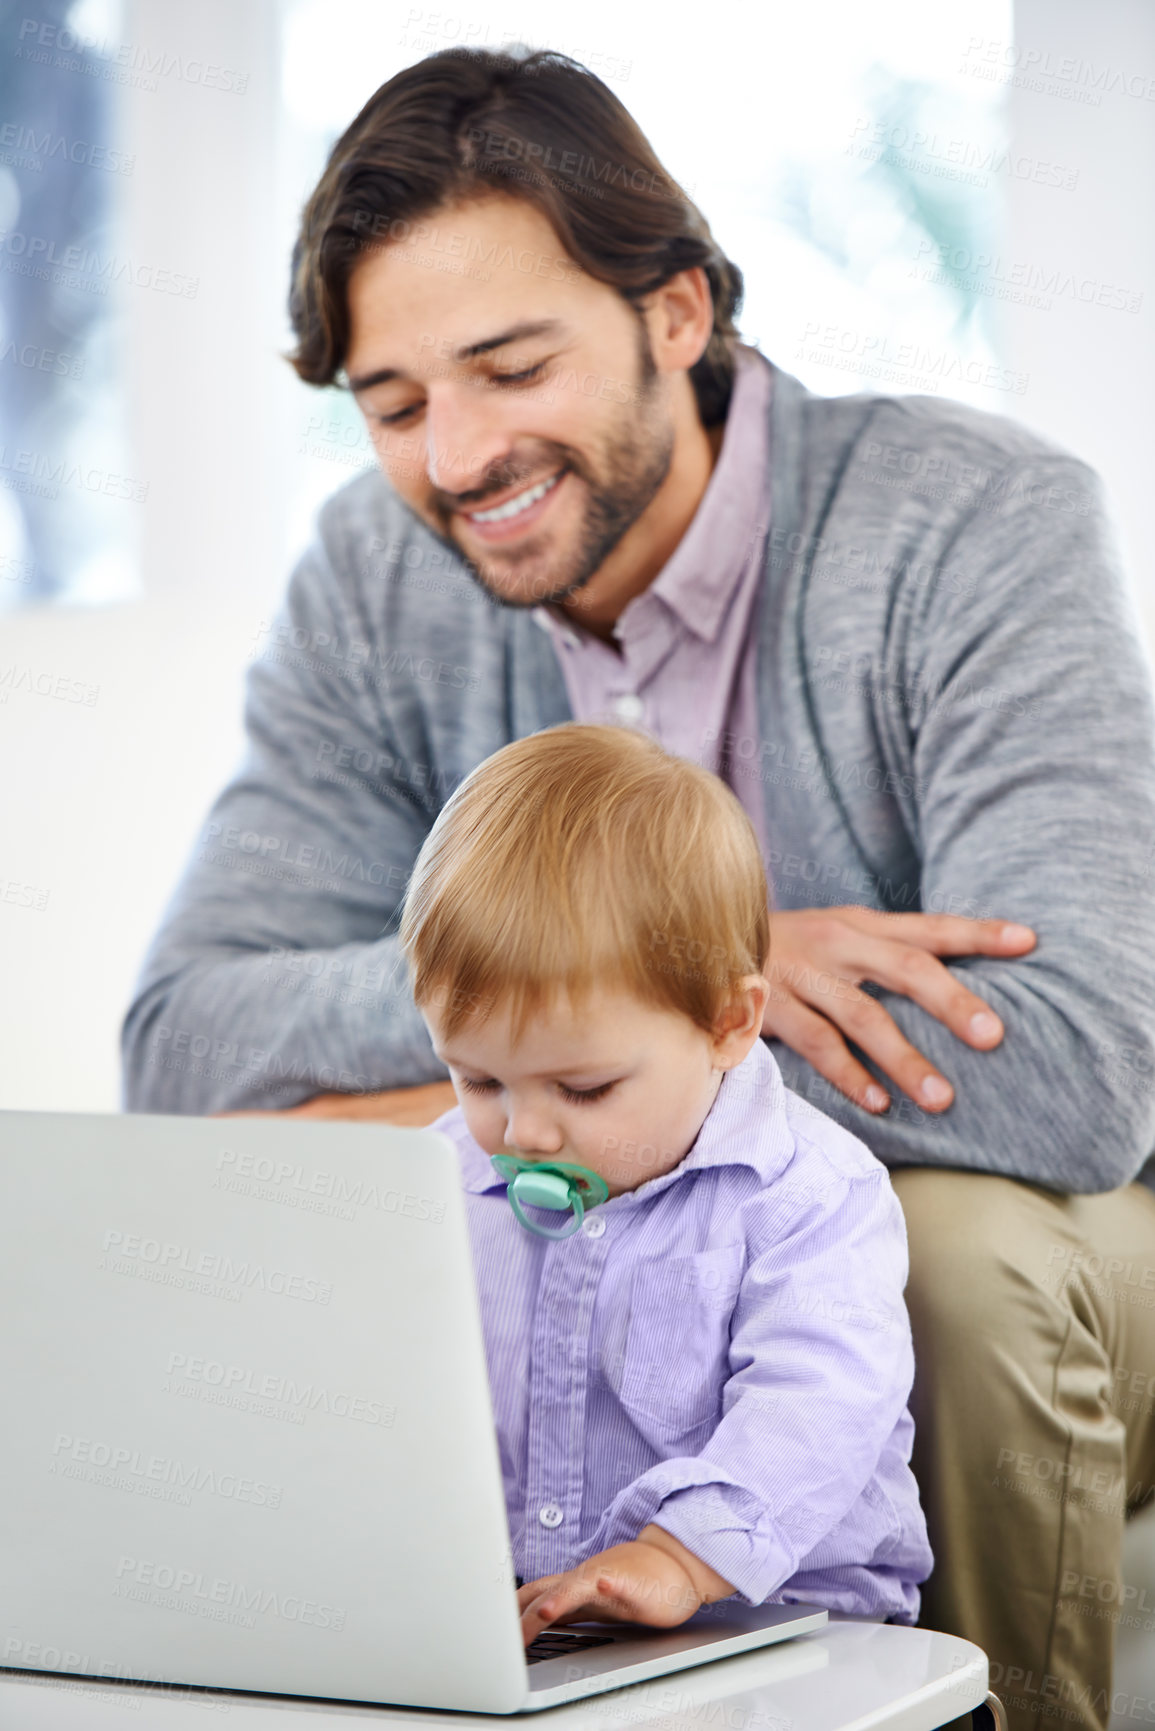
[424,385,515,498]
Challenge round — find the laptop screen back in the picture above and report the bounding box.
[0,1110,527,1712]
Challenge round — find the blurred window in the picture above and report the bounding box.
[0,0,139,613]
[274,0,1012,557]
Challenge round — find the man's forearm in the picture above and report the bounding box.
[770,968,1155,1194]
[777,444,1155,1194]
[121,937,447,1115]
[219,1079,457,1123]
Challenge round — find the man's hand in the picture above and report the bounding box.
[762,908,1037,1114]
[516,1526,734,1647]
[212,1080,457,1124]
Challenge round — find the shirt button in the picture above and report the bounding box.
[582,1215,606,1238]
[538,1503,563,1529]
[612,694,643,722]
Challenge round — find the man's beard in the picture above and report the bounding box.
[431,321,674,611]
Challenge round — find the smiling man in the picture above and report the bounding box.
[122,45,1155,1731]
[343,198,702,632]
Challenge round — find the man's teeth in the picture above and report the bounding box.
[467,470,561,524]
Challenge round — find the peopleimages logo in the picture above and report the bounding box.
[214,1148,446,1224]
[165,1352,397,1428]
[113,1557,345,1630]
[14,17,249,93]
[50,1433,283,1508]
[100,1229,334,1304]
[0,229,198,298]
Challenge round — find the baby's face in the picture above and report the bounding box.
[425,983,752,1199]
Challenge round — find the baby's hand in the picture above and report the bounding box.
[517,1529,729,1647]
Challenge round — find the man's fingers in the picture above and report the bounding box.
[757,906,1034,1112]
[765,977,958,1113]
[834,936,1007,1050]
[828,907,1036,958]
[762,996,892,1113]
[803,981,956,1111]
[775,925,1010,1056]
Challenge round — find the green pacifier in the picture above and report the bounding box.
[489,1154,610,1240]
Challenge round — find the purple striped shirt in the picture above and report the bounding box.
[431,1036,933,1622]
[531,342,774,863]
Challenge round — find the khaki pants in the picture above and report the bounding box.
[889,1169,1155,1731]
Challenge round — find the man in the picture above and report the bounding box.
[122,45,1155,1731]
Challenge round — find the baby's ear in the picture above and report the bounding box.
[712,977,769,1063]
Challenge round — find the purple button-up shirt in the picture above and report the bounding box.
[531,342,774,863]
[430,1037,933,1622]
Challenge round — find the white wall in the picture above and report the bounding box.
[0,0,286,1110]
[2,0,1153,1113]
[1002,0,1155,652]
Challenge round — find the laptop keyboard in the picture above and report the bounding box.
[525,1631,617,1666]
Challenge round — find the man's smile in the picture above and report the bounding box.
[458,467,569,541]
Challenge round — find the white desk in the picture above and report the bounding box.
[0,1621,1002,1731]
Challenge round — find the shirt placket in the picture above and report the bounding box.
[520,1218,610,1581]
[587,612,671,733]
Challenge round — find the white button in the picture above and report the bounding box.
[583,1215,606,1238]
[612,694,644,722]
[538,1503,563,1529]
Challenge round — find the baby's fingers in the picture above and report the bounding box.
[519,1579,594,1645]
[519,1569,644,1645]
[516,1574,562,1616]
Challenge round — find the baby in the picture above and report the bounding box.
[398,720,933,1648]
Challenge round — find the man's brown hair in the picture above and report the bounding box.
[287,45,745,426]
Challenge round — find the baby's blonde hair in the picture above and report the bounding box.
[398,721,770,1048]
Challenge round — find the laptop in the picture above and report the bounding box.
[0,1109,827,1712]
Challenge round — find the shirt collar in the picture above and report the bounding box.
[531,343,773,652]
[451,1036,796,1204]
[643,343,773,645]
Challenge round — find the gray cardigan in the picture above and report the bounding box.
[121,361,1155,1194]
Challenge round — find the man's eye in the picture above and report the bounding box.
[376,404,419,427]
[489,363,546,386]
[374,363,545,426]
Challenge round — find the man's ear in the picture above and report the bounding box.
[639,266,714,376]
[711,974,771,1070]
